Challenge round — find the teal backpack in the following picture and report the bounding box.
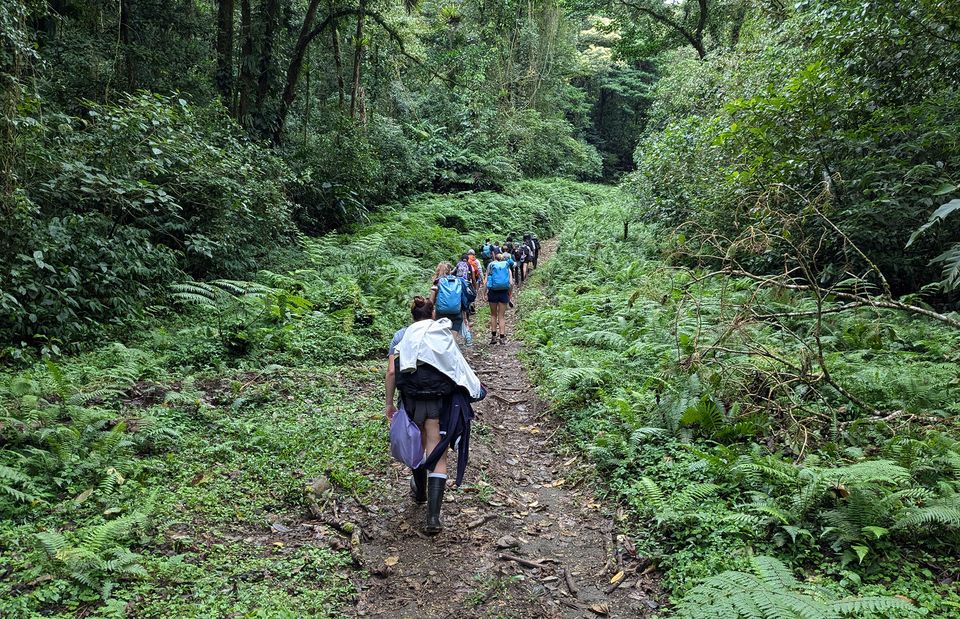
[486,261,510,290]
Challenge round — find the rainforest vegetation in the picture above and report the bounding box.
[1,0,959,617]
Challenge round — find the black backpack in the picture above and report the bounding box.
[395,358,456,400]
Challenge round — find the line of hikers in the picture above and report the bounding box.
[384,233,541,534]
[431,233,541,346]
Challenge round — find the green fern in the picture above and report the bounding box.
[680,396,726,434]
[574,329,630,350]
[35,511,149,598]
[675,555,918,618]
[634,476,666,509]
[552,366,606,390]
[894,495,960,530]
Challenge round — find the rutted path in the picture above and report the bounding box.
[349,242,663,618]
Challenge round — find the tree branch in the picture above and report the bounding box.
[619,0,707,59]
[724,268,960,330]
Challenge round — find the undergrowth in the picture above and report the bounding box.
[0,179,615,617]
[519,197,960,617]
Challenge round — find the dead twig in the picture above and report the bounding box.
[563,569,579,597]
[467,514,498,530]
[498,552,555,570]
[490,393,527,405]
[604,576,627,595]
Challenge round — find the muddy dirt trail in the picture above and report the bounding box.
[348,242,663,618]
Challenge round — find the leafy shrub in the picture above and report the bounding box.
[519,196,960,612]
[4,93,296,354]
[625,2,960,295]
[501,109,602,180]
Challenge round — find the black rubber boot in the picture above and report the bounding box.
[424,476,446,534]
[409,466,427,504]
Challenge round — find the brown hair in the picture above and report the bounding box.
[432,262,453,282]
[410,296,434,321]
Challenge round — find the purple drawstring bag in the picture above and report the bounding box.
[390,406,424,469]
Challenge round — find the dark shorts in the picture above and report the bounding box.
[404,397,443,426]
[488,289,510,304]
[436,313,464,332]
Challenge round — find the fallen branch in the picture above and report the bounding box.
[725,268,960,330]
[563,569,579,597]
[307,515,357,537]
[604,574,627,595]
[467,514,497,530]
[490,393,527,405]
[498,552,554,570]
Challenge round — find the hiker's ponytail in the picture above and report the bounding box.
[410,296,434,321]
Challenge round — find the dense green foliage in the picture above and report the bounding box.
[5,0,960,615]
[1,0,653,357]
[623,1,960,295]
[520,200,960,616]
[0,179,609,616]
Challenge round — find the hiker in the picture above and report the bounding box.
[515,241,530,283]
[385,296,485,533]
[455,253,471,281]
[529,234,540,269]
[485,252,514,344]
[430,262,469,334]
[523,233,538,271]
[480,238,494,269]
[467,250,484,302]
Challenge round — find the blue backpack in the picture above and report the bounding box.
[436,276,464,314]
[487,261,511,290]
[481,243,492,259]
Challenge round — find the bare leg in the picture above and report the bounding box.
[497,302,507,336]
[422,418,446,475]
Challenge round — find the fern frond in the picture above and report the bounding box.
[894,501,960,530]
[635,476,666,509]
[552,366,606,389]
[674,482,722,509]
[752,555,800,591]
[574,329,630,350]
[830,595,918,616]
[675,554,918,619]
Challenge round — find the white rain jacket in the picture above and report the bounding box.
[396,318,483,399]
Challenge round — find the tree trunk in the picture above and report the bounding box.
[237,0,255,127]
[255,0,280,119]
[621,0,709,60]
[332,20,345,111]
[215,0,235,109]
[119,0,136,90]
[273,5,402,142]
[349,0,366,120]
[271,0,323,144]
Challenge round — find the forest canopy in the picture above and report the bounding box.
[1,0,634,354]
